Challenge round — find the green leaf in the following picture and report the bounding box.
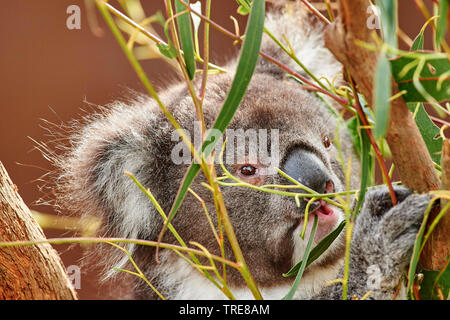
[236,0,252,15]
[162,0,265,235]
[375,0,398,54]
[347,116,362,156]
[237,5,249,15]
[407,201,434,298]
[419,262,450,300]
[156,43,178,59]
[157,14,179,59]
[373,0,397,140]
[346,116,374,202]
[390,54,450,103]
[412,14,442,52]
[436,0,449,47]
[282,215,318,300]
[373,53,392,139]
[411,32,424,51]
[283,220,345,278]
[407,103,443,164]
[175,0,196,79]
[356,125,373,213]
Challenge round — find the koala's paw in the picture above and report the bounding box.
[377,191,431,269]
[350,186,432,297]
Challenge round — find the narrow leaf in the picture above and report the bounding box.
[375,0,398,54]
[373,53,392,139]
[283,220,345,278]
[161,0,265,236]
[282,215,318,300]
[407,103,443,164]
[355,124,372,213]
[237,0,251,15]
[237,5,250,15]
[407,201,434,298]
[346,115,374,204]
[411,32,424,51]
[411,14,438,51]
[156,43,178,59]
[436,0,449,47]
[175,0,196,79]
[346,116,362,156]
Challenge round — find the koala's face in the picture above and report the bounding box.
[192,73,360,285]
[57,69,360,292]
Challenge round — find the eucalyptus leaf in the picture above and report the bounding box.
[407,201,433,298]
[373,0,396,140]
[373,53,392,139]
[237,5,250,15]
[283,220,345,278]
[411,32,424,51]
[356,125,372,213]
[175,0,196,79]
[419,264,450,300]
[157,14,179,59]
[346,116,362,156]
[407,103,442,164]
[436,0,449,47]
[390,54,450,103]
[237,0,251,15]
[375,0,398,55]
[282,215,318,300]
[156,43,178,59]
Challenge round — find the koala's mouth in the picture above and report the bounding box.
[290,201,342,266]
[312,199,335,217]
[295,199,339,241]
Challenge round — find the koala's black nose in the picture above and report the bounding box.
[282,149,334,195]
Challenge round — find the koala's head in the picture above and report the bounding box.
[52,59,358,297]
[50,69,359,298]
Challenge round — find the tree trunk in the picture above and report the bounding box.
[323,0,446,271]
[0,161,77,300]
[421,139,450,270]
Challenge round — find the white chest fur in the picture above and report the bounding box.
[152,253,342,300]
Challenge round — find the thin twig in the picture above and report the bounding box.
[199,0,212,103]
[300,0,331,25]
[348,75,398,205]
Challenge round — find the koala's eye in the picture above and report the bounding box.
[239,165,258,176]
[323,135,332,149]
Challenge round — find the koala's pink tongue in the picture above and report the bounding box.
[311,200,338,240]
[316,199,334,216]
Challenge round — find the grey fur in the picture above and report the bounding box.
[49,4,430,299]
[314,187,431,300]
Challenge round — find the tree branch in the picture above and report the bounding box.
[422,138,450,270]
[0,162,77,299]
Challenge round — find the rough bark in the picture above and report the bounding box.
[421,139,450,270]
[323,0,445,271]
[0,161,77,299]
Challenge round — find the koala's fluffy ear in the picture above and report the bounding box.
[256,2,343,86]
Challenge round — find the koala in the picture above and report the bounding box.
[50,3,431,300]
